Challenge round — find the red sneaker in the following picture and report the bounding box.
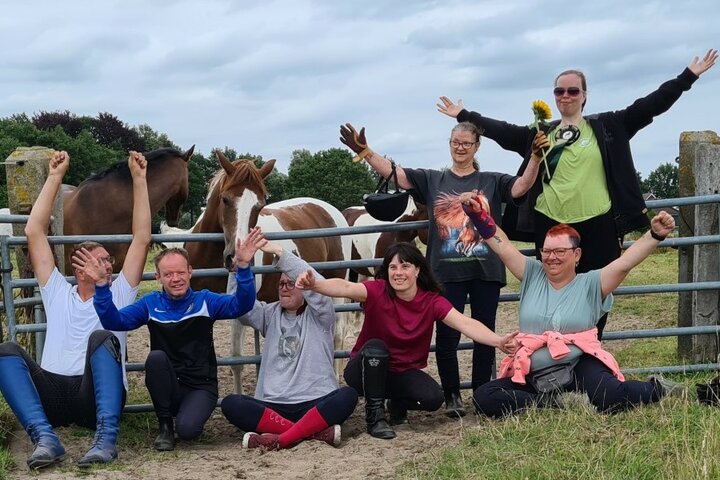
[309,425,341,447]
[242,432,280,450]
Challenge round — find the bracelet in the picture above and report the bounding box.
[650,230,666,242]
[352,147,372,163]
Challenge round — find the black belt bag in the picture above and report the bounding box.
[528,361,576,393]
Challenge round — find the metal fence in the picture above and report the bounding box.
[1,194,719,412]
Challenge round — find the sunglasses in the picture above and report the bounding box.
[553,87,583,97]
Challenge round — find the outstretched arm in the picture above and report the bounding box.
[296,269,368,302]
[442,308,519,354]
[25,151,70,287]
[600,211,675,298]
[460,191,527,281]
[121,151,151,287]
[339,123,413,190]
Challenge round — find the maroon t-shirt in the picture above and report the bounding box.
[350,279,453,372]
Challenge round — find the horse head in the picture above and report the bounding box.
[213,151,276,270]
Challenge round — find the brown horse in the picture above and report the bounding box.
[63,146,193,273]
[184,152,352,392]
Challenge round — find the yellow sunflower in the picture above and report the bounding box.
[530,100,552,130]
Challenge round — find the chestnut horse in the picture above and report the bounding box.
[62,146,194,273]
[183,152,352,392]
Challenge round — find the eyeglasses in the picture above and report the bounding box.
[99,256,116,265]
[278,281,295,290]
[553,87,583,97]
[539,247,576,258]
[450,140,478,150]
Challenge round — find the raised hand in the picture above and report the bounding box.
[234,226,267,269]
[650,211,675,239]
[688,49,718,77]
[72,247,111,286]
[49,150,70,178]
[436,96,465,118]
[295,269,316,290]
[339,123,371,162]
[128,151,147,179]
[460,191,496,240]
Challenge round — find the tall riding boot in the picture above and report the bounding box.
[362,345,396,440]
[154,417,176,451]
[0,355,66,469]
[77,336,124,467]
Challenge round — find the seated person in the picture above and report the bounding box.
[296,242,518,440]
[460,191,677,416]
[0,150,151,469]
[75,227,265,451]
[221,241,358,450]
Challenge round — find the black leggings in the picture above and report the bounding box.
[473,354,661,418]
[220,387,358,432]
[343,339,444,412]
[144,350,217,440]
[0,330,125,428]
[436,279,501,392]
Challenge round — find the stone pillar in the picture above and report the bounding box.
[677,131,720,362]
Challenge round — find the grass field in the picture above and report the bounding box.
[1,246,718,479]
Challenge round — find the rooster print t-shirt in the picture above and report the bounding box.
[404,167,517,284]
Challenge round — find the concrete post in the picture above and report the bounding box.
[677,131,720,362]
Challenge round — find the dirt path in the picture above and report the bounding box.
[6,298,643,479]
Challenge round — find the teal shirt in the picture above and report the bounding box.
[518,258,613,371]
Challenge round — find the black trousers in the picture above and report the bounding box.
[343,339,444,412]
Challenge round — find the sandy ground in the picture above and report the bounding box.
[5,299,636,480]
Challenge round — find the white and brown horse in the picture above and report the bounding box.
[183,152,352,392]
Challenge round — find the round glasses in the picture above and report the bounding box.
[278,281,295,290]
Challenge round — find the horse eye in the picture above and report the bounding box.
[221,196,231,206]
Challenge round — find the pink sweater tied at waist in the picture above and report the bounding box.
[498,328,624,385]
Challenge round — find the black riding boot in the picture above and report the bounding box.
[154,417,175,451]
[362,345,396,440]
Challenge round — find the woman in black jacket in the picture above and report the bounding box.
[437,48,716,338]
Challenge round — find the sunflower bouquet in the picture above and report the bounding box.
[530,100,552,180]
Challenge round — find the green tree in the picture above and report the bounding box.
[286,148,376,210]
[642,162,679,199]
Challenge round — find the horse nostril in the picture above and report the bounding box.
[224,255,234,270]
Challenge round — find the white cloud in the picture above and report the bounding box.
[0,0,717,179]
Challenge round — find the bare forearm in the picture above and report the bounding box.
[364,152,413,190]
[131,177,151,244]
[312,278,365,302]
[25,174,62,237]
[511,158,540,198]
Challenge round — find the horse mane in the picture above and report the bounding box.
[78,147,185,186]
[206,159,268,203]
[433,192,468,233]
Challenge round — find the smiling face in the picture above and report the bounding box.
[387,254,420,296]
[554,73,586,118]
[541,233,581,280]
[155,252,193,299]
[449,128,480,166]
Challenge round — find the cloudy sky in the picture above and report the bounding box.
[1,0,717,179]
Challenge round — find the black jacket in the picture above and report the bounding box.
[457,67,699,240]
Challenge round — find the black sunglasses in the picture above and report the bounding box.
[553,87,583,97]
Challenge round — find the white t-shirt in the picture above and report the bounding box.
[39,268,139,389]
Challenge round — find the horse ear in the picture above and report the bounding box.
[217,150,235,176]
[183,145,195,162]
[259,159,276,178]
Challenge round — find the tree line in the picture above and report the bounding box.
[0,111,679,227]
[0,112,377,228]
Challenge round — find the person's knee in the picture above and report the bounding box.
[421,388,445,411]
[220,394,245,419]
[0,342,25,358]
[145,350,169,370]
[361,339,388,359]
[175,418,204,441]
[88,331,121,362]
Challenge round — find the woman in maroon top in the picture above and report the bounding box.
[296,242,518,440]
